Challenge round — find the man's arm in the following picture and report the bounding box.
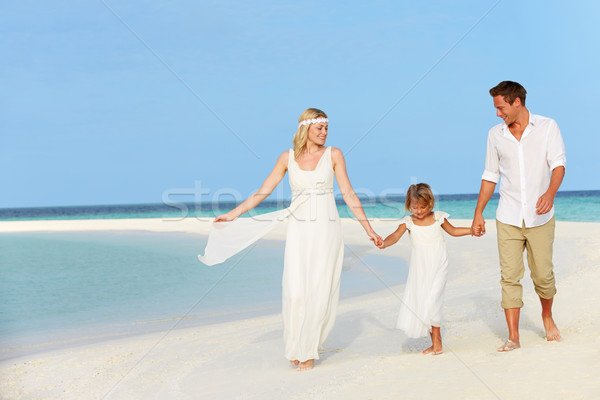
[472,180,496,236]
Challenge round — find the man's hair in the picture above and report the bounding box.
[489,81,527,106]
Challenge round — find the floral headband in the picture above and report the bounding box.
[298,117,328,128]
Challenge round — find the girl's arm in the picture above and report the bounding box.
[441,219,472,237]
[331,147,382,246]
[215,151,289,222]
[377,223,407,249]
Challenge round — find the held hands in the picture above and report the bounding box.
[368,231,383,248]
[471,214,485,237]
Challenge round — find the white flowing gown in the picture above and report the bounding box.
[396,211,449,338]
[198,146,344,362]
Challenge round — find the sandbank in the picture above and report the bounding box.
[1,217,599,399]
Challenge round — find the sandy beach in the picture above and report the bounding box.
[1,217,599,399]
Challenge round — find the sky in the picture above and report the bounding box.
[1,0,599,208]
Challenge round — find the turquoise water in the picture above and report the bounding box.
[1,191,597,359]
[340,194,599,222]
[0,231,404,360]
[1,191,599,222]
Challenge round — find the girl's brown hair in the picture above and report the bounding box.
[405,183,435,211]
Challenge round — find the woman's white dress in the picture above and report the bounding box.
[396,211,449,338]
[198,146,343,362]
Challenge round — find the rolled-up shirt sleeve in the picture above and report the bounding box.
[547,119,567,171]
[481,131,500,183]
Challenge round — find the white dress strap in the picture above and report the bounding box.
[399,215,413,230]
[434,211,450,222]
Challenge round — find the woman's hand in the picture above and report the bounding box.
[214,213,235,222]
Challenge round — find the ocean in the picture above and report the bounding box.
[2,190,599,222]
[1,190,598,360]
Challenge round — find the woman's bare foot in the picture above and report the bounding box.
[542,314,561,342]
[289,360,300,367]
[422,326,443,355]
[296,359,314,371]
[422,345,443,355]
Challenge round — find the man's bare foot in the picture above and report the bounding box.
[289,360,299,367]
[542,315,561,342]
[296,359,314,371]
[497,339,520,352]
[422,346,443,355]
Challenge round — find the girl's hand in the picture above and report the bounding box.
[214,213,235,222]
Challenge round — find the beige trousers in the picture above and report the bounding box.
[496,217,556,309]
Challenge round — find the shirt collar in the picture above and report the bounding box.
[528,113,537,127]
[500,111,536,136]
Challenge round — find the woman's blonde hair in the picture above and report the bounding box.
[405,183,435,211]
[293,108,328,160]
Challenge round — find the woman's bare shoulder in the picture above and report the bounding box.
[274,149,290,168]
[330,146,344,160]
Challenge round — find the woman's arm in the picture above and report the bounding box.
[441,219,472,237]
[331,147,382,245]
[215,151,289,222]
[377,223,407,249]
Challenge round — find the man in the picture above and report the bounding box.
[472,81,566,351]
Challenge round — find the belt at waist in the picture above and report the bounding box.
[291,188,334,196]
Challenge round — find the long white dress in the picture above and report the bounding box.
[198,146,343,362]
[396,211,449,338]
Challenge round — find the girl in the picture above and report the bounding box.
[376,183,471,355]
[199,108,382,371]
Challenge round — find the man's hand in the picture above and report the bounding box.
[471,214,486,236]
[536,192,555,215]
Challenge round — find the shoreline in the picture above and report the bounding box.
[0,218,406,362]
[2,219,600,399]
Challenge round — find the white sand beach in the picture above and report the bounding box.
[1,217,599,399]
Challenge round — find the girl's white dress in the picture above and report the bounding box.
[198,146,343,362]
[396,211,449,338]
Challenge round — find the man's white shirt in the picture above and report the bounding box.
[482,113,566,228]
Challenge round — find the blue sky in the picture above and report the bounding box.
[2,1,598,208]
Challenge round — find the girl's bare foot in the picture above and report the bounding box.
[296,359,314,371]
[289,360,300,367]
[542,315,561,342]
[497,339,520,352]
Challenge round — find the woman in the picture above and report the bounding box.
[199,108,381,371]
